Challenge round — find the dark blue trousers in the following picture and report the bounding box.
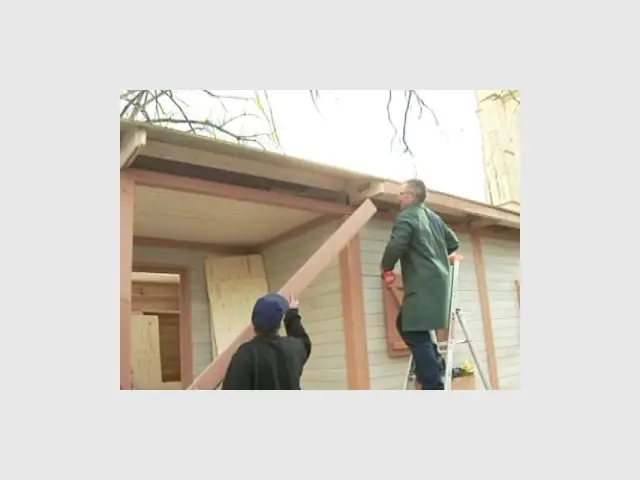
[397,314,444,390]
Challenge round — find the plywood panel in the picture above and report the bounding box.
[131,314,163,389]
[205,255,269,356]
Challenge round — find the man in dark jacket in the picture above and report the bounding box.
[381,179,460,390]
[221,293,311,390]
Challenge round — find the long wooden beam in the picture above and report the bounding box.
[127,169,353,215]
[120,174,135,389]
[187,199,378,390]
[470,233,500,389]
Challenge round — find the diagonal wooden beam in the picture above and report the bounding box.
[120,129,147,169]
[187,199,378,390]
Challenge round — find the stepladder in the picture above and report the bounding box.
[402,257,492,390]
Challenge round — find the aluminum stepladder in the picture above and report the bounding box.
[402,257,492,390]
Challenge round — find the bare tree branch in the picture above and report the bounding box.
[307,89,439,155]
[119,89,441,154]
[119,90,276,148]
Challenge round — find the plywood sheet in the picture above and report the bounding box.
[205,255,269,356]
[131,314,163,389]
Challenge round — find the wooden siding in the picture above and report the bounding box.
[481,236,520,389]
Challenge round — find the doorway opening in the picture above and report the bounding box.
[131,267,192,389]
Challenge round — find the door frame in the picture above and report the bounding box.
[132,263,194,388]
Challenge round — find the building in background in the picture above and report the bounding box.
[475,90,520,211]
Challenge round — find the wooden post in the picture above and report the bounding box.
[339,237,370,389]
[187,199,378,390]
[470,233,500,389]
[120,173,135,389]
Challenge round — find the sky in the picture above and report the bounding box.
[264,90,486,202]
[124,90,487,202]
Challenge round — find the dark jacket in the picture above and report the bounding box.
[381,203,460,332]
[221,308,311,390]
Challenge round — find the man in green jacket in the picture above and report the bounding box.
[381,179,460,390]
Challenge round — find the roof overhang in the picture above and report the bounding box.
[120,120,519,232]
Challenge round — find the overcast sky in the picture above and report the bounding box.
[264,90,486,202]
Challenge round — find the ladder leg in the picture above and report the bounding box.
[456,309,492,390]
[443,261,460,390]
[443,313,456,390]
[403,356,414,390]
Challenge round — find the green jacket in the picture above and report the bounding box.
[381,203,460,332]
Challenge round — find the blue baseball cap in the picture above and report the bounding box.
[251,293,289,331]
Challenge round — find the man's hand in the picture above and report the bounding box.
[286,293,299,309]
[448,253,464,264]
[382,270,396,285]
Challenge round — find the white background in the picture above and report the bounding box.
[1,2,638,478]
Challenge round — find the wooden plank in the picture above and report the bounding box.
[187,198,378,390]
[120,129,147,169]
[127,169,353,215]
[157,313,181,382]
[515,280,520,308]
[339,237,370,389]
[178,268,193,387]
[131,314,163,389]
[132,295,179,313]
[120,173,135,389]
[205,255,269,356]
[471,234,500,389]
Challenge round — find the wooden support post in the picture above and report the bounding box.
[187,199,378,390]
[339,236,370,389]
[120,173,135,389]
[470,234,500,389]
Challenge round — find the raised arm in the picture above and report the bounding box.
[283,307,312,361]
